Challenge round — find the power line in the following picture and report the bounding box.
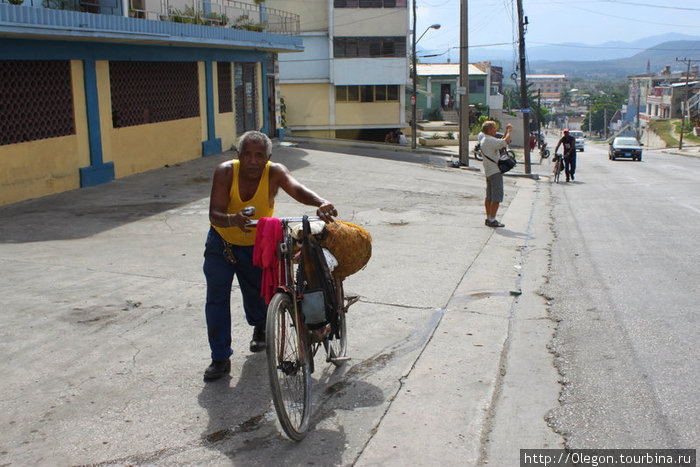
[601,0,700,12]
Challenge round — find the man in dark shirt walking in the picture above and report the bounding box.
[554,128,577,182]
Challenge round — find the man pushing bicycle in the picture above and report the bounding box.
[203,130,336,381]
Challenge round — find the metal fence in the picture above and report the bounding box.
[0,0,299,35]
[128,0,299,35]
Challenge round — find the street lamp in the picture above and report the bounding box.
[411,22,441,149]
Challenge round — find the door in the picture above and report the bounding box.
[235,63,258,135]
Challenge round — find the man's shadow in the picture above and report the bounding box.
[197,353,270,450]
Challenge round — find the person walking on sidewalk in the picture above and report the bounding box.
[479,120,513,228]
[203,130,337,381]
[554,128,577,182]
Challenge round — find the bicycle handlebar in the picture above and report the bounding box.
[246,216,323,227]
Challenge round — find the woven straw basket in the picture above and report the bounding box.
[321,220,372,279]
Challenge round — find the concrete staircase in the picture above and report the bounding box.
[442,110,459,122]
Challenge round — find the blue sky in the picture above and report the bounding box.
[415,0,700,62]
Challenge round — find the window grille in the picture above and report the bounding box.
[0,60,75,146]
[109,61,199,128]
[218,63,233,114]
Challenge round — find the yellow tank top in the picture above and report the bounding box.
[213,160,274,246]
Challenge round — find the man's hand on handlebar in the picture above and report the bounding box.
[231,207,255,232]
[316,201,337,223]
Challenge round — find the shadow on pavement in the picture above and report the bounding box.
[0,147,314,244]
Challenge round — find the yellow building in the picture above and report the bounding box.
[0,1,302,205]
[267,0,409,140]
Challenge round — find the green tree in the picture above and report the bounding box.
[559,89,572,113]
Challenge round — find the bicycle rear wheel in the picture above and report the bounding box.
[266,292,312,441]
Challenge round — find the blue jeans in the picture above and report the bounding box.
[565,153,577,179]
[203,227,267,361]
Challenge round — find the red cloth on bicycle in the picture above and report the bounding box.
[253,217,283,304]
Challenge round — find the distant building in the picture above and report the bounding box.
[628,65,700,127]
[527,74,569,105]
[415,61,503,120]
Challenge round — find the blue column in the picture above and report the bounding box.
[79,59,115,187]
[261,57,270,136]
[202,60,222,157]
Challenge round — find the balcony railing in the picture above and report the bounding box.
[132,0,299,35]
[0,0,299,35]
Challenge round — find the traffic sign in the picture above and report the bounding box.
[521,108,532,113]
[410,94,416,106]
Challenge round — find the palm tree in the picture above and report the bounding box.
[559,89,572,114]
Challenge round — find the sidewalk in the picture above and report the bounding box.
[0,142,558,465]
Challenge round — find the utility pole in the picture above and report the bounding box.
[411,0,417,149]
[516,0,531,174]
[458,0,469,166]
[676,57,699,150]
[635,86,641,140]
[537,89,541,148]
[604,106,608,140]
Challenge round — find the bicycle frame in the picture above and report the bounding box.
[253,215,353,440]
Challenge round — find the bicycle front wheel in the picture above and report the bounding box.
[324,281,347,367]
[266,292,312,441]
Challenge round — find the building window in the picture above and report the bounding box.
[361,85,374,102]
[468,79,485,94]
[333,37,406,58]
[0,60,75,146]
[335,0,406,6]
[336,84,399,102]
[110,61,199,128]
[218,62,232,114]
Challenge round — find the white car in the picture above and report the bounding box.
[569,130,585,152]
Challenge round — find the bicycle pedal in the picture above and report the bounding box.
[345,295,360,309]
[328,356,351,363]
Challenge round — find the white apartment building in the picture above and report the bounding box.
[266,0,410,139]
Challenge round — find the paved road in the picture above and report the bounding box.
[544,140,700,449]
[0,143,560,465]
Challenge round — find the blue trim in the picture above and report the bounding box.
[0,38,268,63]
[201,60,221,157]
[83,59,104,167]
[80,162,115,187]
[205,61,216,140]
[202,138,222,157]
[79,59,115,187]
[261,58,269,135]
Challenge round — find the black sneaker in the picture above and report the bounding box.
[487,219,505,228]
[203,359,230,381]
[250,325,266,353]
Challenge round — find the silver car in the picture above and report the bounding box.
[609,136,643,161]
[569,130,585,152]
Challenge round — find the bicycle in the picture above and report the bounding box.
[552,152,563,183]
[251,215,358,441]
[472,142,483,161]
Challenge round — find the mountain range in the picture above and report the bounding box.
[421,33,700,81]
